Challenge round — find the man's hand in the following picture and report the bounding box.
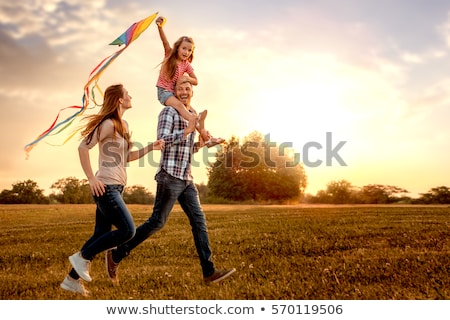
[177,72,191,87]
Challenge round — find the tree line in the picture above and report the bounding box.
[1,178,449,205]
[2,131,449,205]
[304,180,450,204]
[0,178,155,204]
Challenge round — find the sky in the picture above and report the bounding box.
[1,0,449,198]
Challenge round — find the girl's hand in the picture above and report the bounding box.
[182,72,190,83]
[156,16,166,27]
[89,177,105,197]
[153,139,165,151]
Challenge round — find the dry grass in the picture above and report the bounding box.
[1,204,449,300]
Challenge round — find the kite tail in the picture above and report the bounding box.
[24,12,158,158]
[24,105,84,158]
[24,46,127,158]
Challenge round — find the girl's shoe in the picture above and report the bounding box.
[196,110,207,131]
[205,137,225,148]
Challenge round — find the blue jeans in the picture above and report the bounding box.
[157,86,174,105]
[80,185,136,261]
[115,170,215,277]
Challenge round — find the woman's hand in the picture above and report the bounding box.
[88,177,105,197]
[152,139,165,151]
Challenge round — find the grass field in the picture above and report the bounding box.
[0,204,449,300]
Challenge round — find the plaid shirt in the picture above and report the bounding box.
[156,106,200,181]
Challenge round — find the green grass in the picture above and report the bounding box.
[1,204,449,300]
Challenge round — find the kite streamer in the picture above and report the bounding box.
[24,12,158,158]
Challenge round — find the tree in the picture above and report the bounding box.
[195,183,209,202]
[308,180,355,204]
[418,186,450,204]
[123,185,155,204]
[50,177,93,204]
[0,189,16,204]
[207,136,248,201]
[324,180,355,204]
[0,179,48,204]
[309,182,409,204]
[306,189,332,204]
[359,184,409,204]
[207,131,307,202]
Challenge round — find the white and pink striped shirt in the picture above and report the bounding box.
[156,60,194,93]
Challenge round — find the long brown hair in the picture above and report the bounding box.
[80,84,132,149]
[161,36,195,80]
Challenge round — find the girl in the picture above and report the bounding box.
[60,84,164,296]
[155,16,223,147]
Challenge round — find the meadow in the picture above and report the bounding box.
[0,204,449,300]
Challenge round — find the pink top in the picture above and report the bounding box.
[156,59,194,93]
[79,119,129,186]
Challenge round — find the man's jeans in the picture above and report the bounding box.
[81,184,136,261]
[115,170,215,277]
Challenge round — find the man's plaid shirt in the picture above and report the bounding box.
[156,106,200,181]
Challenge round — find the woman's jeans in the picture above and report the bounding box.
[80,185,136,261]
[115,170,215,277]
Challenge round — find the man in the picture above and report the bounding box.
[105,79,235,284]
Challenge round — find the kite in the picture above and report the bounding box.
[24,12,158,158]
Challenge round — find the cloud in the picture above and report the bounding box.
[437,11,450,48]
[0,29,58,87]
[1,0,450,196]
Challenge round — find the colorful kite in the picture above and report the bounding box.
[24,12,158,158]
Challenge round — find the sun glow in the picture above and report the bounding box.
[249,75,351,146]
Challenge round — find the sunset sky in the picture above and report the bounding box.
[1,0,449,198]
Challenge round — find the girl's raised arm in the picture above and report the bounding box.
[156,16,171,55]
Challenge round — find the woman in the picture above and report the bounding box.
[60,84,164,296]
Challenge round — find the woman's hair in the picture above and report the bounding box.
[162,36,195,80]
[80,84,132,149]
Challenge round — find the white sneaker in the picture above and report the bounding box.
[69,252,92,282]
[60,275,89,296]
